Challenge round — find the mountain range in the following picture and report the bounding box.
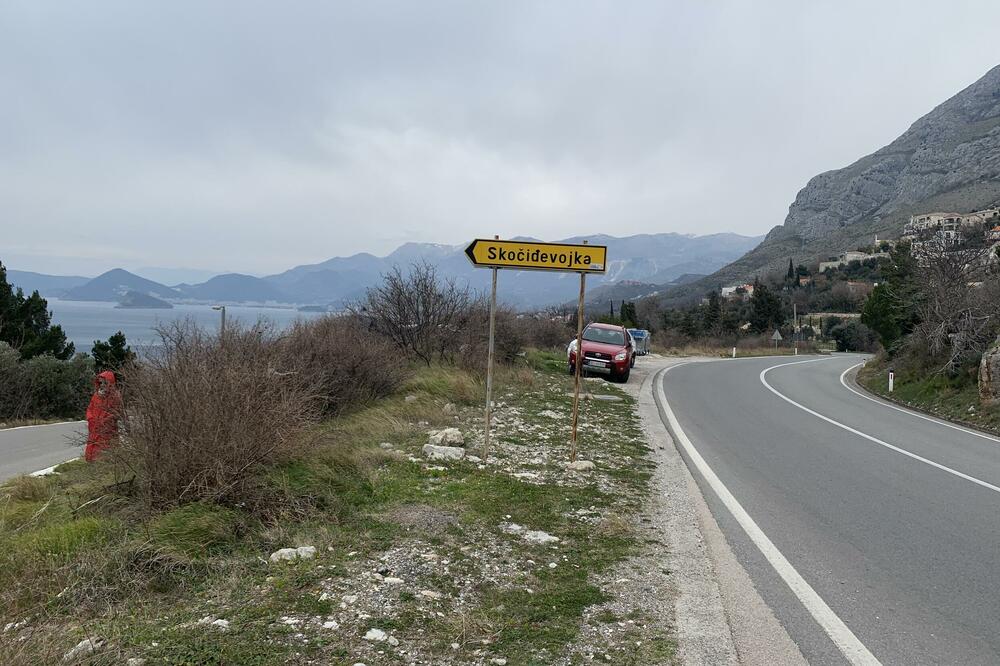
[667,63,1000,303]
[8,232,763,310]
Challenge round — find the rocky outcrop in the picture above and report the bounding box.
[979,338,1000,406]
[670,64,1000,302]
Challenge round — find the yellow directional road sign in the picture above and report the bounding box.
[464,238,607,274]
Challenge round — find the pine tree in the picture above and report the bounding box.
[620,301,638,328]
[0,261,74,359]
[92,331,135,376]
[786,258,795,281]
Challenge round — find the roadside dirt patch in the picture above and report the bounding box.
[387,503,460,534]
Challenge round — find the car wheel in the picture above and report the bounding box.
[630,354,636,368]
[618,367,630,383]
[568,362,575,376]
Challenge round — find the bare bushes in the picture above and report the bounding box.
[119,322,321,507]
[352,261,473,365]
[354,261,528,370]
[117,315,407,508]
[908,242,1000,373]
[455,300,525,372]
[514,314,574,350]
[278,315,407,416]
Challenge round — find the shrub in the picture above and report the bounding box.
[456,300,525,372]
[513,315,573,350]
[0,342,93,420]
[278,315,407,416]
[829,320,879,352]
[117,321,321,508]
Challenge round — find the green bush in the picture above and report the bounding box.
[829,320,879,352]
[0,341,93,420]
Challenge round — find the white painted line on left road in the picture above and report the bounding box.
[657,364,881,666]
[0,419,85,433]
[28,457,80,477]
[761,359,1000,495]
[838,363,1000,444]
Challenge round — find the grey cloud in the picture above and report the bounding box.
[2,1,999,275]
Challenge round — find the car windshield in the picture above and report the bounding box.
[583,327,624,346]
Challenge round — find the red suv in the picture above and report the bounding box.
[568,322,636,383]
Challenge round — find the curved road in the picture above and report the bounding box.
[657,354,1000,665]
[0,421,84,481]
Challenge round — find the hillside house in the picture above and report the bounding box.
[819,250,888,273]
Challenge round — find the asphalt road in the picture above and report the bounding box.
[0,421,85,481]
[658,354,1000,665]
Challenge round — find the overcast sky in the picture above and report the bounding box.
[3,1,999,278]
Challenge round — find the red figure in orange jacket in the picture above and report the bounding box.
[85,371,121,462]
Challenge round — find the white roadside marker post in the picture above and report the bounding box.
[888,368,894,393]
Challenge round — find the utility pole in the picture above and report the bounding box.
[212,305,226,336]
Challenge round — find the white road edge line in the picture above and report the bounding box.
[29,457,80,477]
[839,363,1000,444]
[761,359,1000,495]
[0,419,85,433]
[656,364,881,666]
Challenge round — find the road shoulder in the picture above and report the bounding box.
[625,356,806,665]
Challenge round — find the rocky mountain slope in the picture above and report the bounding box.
[668,64,1000,303]
[264,232,762,309]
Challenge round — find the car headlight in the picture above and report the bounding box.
[615,350,627,361]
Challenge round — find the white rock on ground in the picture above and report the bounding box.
[404,395,418,403]
[428,427,465,446]
[388,636,400,646]
[500,523,525,535]
[383,576,404,585]
[269,545,317,563]
[126,658,147,666]
[443,402,458,414]
[523,530,560,545]
[539,410,561,419]
[63,638,104,662]
[419,590,443,600]
[364,628,388,642]
[322,620,339,630]
[566,460,596,472]
[422,443,465,461]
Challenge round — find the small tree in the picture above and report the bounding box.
[749,280,783,333]
[352,262,472,365]
[92,331,136,376]
[619,301,638,328]
[702,291,722,334]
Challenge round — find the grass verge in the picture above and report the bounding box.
[0,350,671,665]
[857,357,1000,435]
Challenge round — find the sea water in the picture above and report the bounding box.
[46,299,323,354]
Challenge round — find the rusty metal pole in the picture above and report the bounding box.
[570,241,588,462]
[483,237,499,460]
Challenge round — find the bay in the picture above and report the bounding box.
[46,299,323,353]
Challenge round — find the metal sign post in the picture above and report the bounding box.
[483,238,500,460]
[569,241,589,462]
[465,237,607,462]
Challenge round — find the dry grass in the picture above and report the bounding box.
[117,321,322,509]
